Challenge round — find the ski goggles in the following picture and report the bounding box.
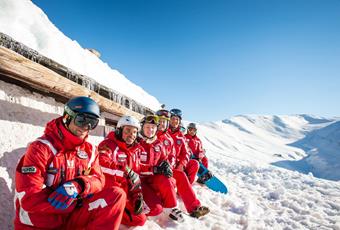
[156,110,170,119]
[143,115,159,125]
[170,109,182,118]
[74,113,99,130]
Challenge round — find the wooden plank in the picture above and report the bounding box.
[0,46,144,119]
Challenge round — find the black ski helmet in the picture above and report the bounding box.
[64,96,100,118]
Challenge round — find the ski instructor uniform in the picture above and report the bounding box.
[14,96,126,230]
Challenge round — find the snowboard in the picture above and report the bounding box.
[196,162,228,194]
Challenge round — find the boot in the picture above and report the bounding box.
[190,206,210,218]
[168,208,184,222]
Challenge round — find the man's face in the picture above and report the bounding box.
[158,118,168,132]
[188,127,197,136]
[122,125,138,145]
[68,118,89,139]
[170,116,180,129]
[143,123,158,138]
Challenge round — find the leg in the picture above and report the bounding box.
[148,175,177,208]
[185,159,199,184]
[173,169,201,213]
[201,156,208,169]
[64,186,126,230]
[121,201,147,226]
[141,179,163,216]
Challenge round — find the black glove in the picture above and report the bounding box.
[154,161,173,178]
[133,193,144,215]
[125,166,141,192]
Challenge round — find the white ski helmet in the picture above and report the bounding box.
[117,115,141,131]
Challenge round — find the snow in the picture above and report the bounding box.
[0,0,161,111]
[1,0,340,229]
[1,80,340,229]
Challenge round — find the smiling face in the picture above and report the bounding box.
[170,116,180,129]
[68,118,90,139]
[122,125,138,145]
[143,123,158,138]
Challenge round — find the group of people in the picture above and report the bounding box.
[14,96,209,230]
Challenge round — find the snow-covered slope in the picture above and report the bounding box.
[1,81,339,229]
[0,0,160,110]
[192,114,340,181]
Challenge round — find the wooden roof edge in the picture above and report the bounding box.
[0,46,144,120]
[0,32,154,116]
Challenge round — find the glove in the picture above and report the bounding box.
[125,166,141,192]
[48,181,81,210]
[154,161,173,178]
[132,193,150,215]
[133,193,144,215]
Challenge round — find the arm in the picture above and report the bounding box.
[16,142,74,214]
[77,144,105,196]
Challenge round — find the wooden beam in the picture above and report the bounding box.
[0,46,144,119]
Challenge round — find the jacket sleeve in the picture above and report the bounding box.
[196,138,205,159]
[98,141,121,185]
[77,144,105,196]
[177,138,191,167]
[16,142,74,214]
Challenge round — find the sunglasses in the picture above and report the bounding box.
[170,109,182,118]
[156,110,170,118]
[74,113,99,130]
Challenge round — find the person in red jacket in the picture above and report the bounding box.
[185,123,209,169]
[156,109,210,218]
[98,115,148,227]
[14,96,126,230]
[139,114,184,221]
[168,108,199,184]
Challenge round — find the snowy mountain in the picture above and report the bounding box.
[193,114,340,181]
[0,0,161,111]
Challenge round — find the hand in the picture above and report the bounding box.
[133,193,144,215]
[154,161,173,178]
[48,181,81,209]
[125,166,142,192]
[133,193,150,215]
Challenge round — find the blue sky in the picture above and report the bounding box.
[32,0,340,122]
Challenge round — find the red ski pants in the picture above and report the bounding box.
[185,159,200,184]
[64,186,126,230]
[121,200,147,226]
[201,156,208,169]
[173,169,201,213]
[141,174,177,215]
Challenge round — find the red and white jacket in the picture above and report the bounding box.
[167,128,191,168]
[157,131,176,168]
[185,134,205,160]
[98,132,144,195]
[139,137,168,175]
[15,117,104,229]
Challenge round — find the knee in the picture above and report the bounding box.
[101,186,127,205]
[147,204,163,216]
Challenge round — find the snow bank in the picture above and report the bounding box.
[0,0,161,111]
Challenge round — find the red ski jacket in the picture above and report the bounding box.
[167,128,191,168]
[185,134,205,160]
[139,137,168,176]
[157,131,176,168]
[98,131,144,194]
[14,117,104,229]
